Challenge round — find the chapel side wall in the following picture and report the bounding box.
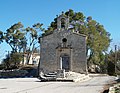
[69,34,87,73]
[40,34,58,73]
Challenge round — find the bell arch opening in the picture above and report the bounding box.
[61,18,66,29]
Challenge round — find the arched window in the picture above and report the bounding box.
[62,38,67,42]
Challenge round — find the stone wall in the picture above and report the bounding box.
[39,29,87,74]
[40,34,58,73]
[69,33,87,73]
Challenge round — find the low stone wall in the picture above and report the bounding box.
[0,68,38,78]
[0,70,28,78]
[64,71,90,82]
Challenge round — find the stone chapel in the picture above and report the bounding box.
[39,13,87,76]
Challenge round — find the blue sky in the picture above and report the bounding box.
[0,0,120,62]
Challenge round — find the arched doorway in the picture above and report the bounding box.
[60,55,70,71]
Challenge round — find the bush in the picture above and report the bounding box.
[0,64,4,70]
[107,61,115,75]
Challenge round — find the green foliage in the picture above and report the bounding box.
[115,86,120,93]
[25,23,44,51]
[4,22,26,52]
[0,22,43,67]
[107,49,120,75]
[2,52,23,70]
[2,55,10,70]
[24,23,43,64]
[107,50,114,75]
[0,64,4,70]
[0,30,4,44]
[2,22,44,53]
[10,52,23,67]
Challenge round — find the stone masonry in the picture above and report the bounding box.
[39,13,87,75]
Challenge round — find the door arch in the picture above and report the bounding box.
[60,54,70,71]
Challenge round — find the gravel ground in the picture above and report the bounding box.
[0,75,116,93]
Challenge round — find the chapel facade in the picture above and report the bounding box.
[39,13,87,75]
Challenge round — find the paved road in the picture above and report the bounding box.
[0,75,116,93]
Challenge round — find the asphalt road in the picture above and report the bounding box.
[0,75,116,93]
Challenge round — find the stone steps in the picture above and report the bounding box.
[39,71,90,82]
[45,72,57,77]
[44,74,57,77]
[39,72,57,81]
